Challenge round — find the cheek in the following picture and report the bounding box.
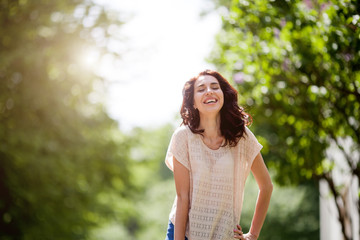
[219,93,225,106]
[217,90,224,99]
[193,93,202,105]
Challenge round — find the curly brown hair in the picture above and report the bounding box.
[180,70,252,147]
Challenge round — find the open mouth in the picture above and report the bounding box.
[203,98,218,104]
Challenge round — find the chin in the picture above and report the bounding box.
[200,108,222,115]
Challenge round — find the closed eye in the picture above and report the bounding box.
[195,82,220,92]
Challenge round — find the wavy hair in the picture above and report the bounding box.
[180,70,252,147]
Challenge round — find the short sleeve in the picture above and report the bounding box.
[165,126,190,171]
[244,127,263,166]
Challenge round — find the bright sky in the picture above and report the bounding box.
[95,0,221,131]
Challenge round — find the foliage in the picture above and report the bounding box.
[0,0,137,239]
[209,0,359,239]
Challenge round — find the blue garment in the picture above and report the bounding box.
[165,220,188,240]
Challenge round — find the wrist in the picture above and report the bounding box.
[246,232,258,240]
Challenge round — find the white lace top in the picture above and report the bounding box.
[165,125,262,240]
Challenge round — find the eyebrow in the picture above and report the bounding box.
[195,82,220,88]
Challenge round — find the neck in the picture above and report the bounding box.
[199,113,222,139]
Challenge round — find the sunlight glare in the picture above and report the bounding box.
[79,47,101,68]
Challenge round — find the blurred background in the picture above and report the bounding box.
[0,0,359,239]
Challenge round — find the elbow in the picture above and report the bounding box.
[176,194,190,212]
[177,192,190,205]
[268,182,274,193]
[260,181,273,195]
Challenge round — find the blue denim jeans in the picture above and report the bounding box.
[165,220,188,240]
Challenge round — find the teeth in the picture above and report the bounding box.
[205,99,216,104]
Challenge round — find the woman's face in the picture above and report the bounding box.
[193,75,224,115]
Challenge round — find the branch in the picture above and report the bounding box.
[332,82,360,103]
[321,172,351,240]
[331,135,359,177]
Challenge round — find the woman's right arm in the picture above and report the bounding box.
[173,156,190,240]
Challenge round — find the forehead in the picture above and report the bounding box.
[195,75,219,87]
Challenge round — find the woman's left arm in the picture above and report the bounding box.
[247,152,273,239]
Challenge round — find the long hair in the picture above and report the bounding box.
[180,70,252,147]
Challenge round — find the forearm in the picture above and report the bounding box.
[174,196,189,240]
[249,186,273,237]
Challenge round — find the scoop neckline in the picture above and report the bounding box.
[184,125,226,152]
[197,133,226,152]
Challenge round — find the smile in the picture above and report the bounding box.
[203,98,218,104]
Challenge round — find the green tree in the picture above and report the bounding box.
[209,0,359,239]
[0,0,137,239]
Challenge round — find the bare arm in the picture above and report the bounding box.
[248,152,273,238]
[173,156,190,240]
[234,152,273,239]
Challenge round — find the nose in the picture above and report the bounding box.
[205,87,213,95]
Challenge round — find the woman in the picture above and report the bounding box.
[165,70,273,240]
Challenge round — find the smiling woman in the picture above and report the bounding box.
[181,70,251,147]
[164,70,273,240]
[194,77,224,113]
